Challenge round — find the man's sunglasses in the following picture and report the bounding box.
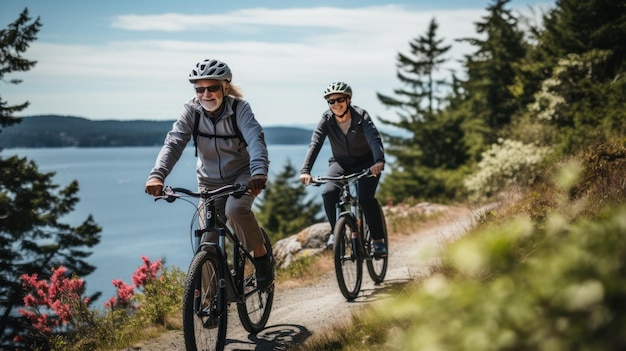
[327,97,347,105]
[195,85,221,94]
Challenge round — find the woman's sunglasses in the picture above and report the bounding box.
[327,97,347,105]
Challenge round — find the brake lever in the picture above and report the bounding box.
[154,186,179,203]
[232,183,248,199]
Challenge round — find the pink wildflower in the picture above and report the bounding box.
[132,256,162,287]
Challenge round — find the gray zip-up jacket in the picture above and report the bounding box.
[300,105,385,174]
[149,96,269,187]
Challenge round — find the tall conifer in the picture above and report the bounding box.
[0,9,102,347]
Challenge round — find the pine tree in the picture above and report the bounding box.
[539,0,626,81]
[510,0,626,154]
[255,160,323,242]
[0,9,39,129]
[456,0,527,150]
[376,18,469,202]
[0,9,102,347]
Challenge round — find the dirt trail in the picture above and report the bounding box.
[123,205,481,351]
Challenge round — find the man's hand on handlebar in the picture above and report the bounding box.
[247,174,268,196]
[145,177,164,196]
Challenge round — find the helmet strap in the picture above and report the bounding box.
[334,104,350,118]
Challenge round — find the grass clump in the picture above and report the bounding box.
[277,251,334,287]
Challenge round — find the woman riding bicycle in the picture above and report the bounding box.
[299,81,387,258]
[145,58,274,289]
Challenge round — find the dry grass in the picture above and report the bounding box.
[276,251,334,288]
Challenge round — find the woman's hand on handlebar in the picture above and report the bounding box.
[145,178,164,196]
[299,173,312,186]
[370,162,384,177]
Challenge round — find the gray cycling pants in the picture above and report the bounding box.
[199,182,265,252]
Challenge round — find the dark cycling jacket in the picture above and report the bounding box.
[300,105,385,174]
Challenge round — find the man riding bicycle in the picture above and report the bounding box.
[145,58,274,290]
[299,81,387,258]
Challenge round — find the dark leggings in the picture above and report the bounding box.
[322,162,385,240]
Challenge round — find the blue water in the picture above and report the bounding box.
[5,145,331,304]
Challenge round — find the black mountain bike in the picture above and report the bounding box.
[157,183,274,351]
[311,168,388,300]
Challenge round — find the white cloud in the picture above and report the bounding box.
[6,4,547,125]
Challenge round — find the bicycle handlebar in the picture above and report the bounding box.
[310,168,372,186]
[155,183,248,203]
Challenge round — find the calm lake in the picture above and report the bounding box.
[6,145,331,304]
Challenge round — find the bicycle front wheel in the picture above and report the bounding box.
[365,200,388,284]
[237,228,275,333]
[182,250,227,351]
[334,215,363,301]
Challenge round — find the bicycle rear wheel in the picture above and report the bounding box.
[334,215,362,301]
[183,250,227,351]
[237,228,275,333]
[365,200,388,284]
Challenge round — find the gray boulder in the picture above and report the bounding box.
[272,222,331,269]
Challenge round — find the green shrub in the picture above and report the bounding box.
[133,266,185,327]
[354,202,626,350]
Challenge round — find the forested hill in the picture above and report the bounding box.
[0,115,313,148]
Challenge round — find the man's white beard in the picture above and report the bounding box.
[201,100,219,113]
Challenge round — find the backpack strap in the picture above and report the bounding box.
[230,100,246,147]
[192,99,246,157]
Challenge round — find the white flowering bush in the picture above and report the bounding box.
[528,76,566,121]
[464,138,550,197]
[528,50,612,122]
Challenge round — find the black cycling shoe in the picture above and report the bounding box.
[373,242,388,259]
[254,255,274,291]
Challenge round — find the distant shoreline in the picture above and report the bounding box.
[1,115,313,148]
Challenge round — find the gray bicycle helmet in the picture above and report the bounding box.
[189,58,232,82]
[323,81,352,99]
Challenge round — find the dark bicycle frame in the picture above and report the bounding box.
[311,168,388,300]
[157,183,274,351]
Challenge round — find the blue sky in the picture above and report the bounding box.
[1,0,554,127]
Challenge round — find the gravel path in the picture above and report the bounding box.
[122,205,481,350]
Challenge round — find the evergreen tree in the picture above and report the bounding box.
[255,160,323,241]
[539,0,626,81]
[510,0,626,154]
[376,18,468,202]
[0,9,39,129]
[456,0,527,153]
[0,9,102,347]
[514,0,626,110]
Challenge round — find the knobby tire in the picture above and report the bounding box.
[182,250,227,351]
[236,228,275,333]
[365,200,388,284]
[334,215,362,300]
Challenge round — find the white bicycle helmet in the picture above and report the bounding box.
[323,81,352,99]
[189,59,232,82]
